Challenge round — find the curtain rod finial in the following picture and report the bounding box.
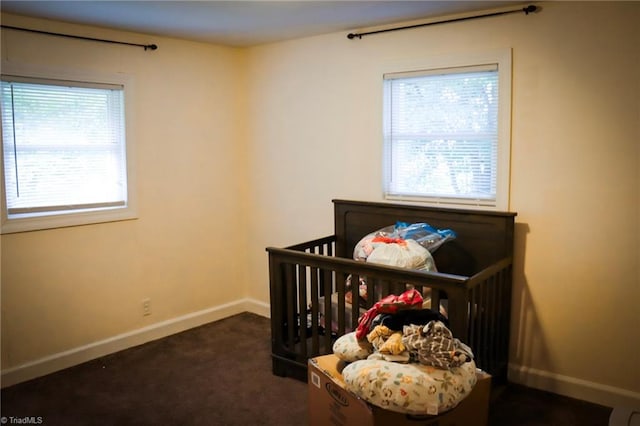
[145,44,158,51]
[524,5,537,14]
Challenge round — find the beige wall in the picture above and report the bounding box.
[1,15,249,374]
[244,1,639,407]
[1,1,639,408]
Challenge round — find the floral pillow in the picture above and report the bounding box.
[332,331,373,362]
[342,358,477,415]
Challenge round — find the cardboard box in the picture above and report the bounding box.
[308,354,491,426]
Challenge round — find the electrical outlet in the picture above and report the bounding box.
[142,298,151,316]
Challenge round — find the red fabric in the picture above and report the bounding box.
[371,236,407,246]
[355,289,423,339]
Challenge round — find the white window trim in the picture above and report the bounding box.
[0,62,137,234]
[381,48,512,211]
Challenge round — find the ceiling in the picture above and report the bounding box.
[0,1,526,47]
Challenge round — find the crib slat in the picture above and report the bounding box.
[478,277,489,372]
[297,265,308,358]
[496,266,512,379]
[492,273,502,375]
[431,287,441,314]
[285,263,296,352]
[336,271,346,336]
[468,286,477,354]
[469,285,481,366]
[310,266,320,354]
[322,268,333,353]
[351,274,361,332]
[487,275,497,374]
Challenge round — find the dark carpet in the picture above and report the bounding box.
[1,312,613,426]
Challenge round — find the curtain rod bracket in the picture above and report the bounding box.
[347,4,538,40]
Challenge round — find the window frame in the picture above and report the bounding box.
[382,49,512,211]
[0,63,137,234]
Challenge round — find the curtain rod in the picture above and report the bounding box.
[347,4,537,40]
[0,24,158,51]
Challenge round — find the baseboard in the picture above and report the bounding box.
[1,297,271,388]
[508,363,640,409]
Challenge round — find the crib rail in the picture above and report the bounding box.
[267,238,513,382]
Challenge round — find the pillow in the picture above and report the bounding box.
[332,332,373,362]
[342,359,477,416]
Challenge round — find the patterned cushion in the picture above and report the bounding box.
[332,332,373,362]
[342,359,477,415]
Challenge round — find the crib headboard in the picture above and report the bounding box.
[333,199,517,276]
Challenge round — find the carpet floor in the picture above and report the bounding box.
[1,312,613,425]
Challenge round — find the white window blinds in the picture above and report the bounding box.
[1,76,128,217]
[383,64,502,207]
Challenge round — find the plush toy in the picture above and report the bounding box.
[402,321,474,369]
[378,332,406,355]
[366,324,394,350]
[366,325,406,355]
[364,324,410,362]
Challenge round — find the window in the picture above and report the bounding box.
[1,72,136,233]
[383,50,511,210]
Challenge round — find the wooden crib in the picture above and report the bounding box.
[267,199,516,382]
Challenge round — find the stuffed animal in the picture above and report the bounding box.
[402,321,474,369]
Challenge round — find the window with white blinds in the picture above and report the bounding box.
[1,74,135,233]
[383,52,511,210]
